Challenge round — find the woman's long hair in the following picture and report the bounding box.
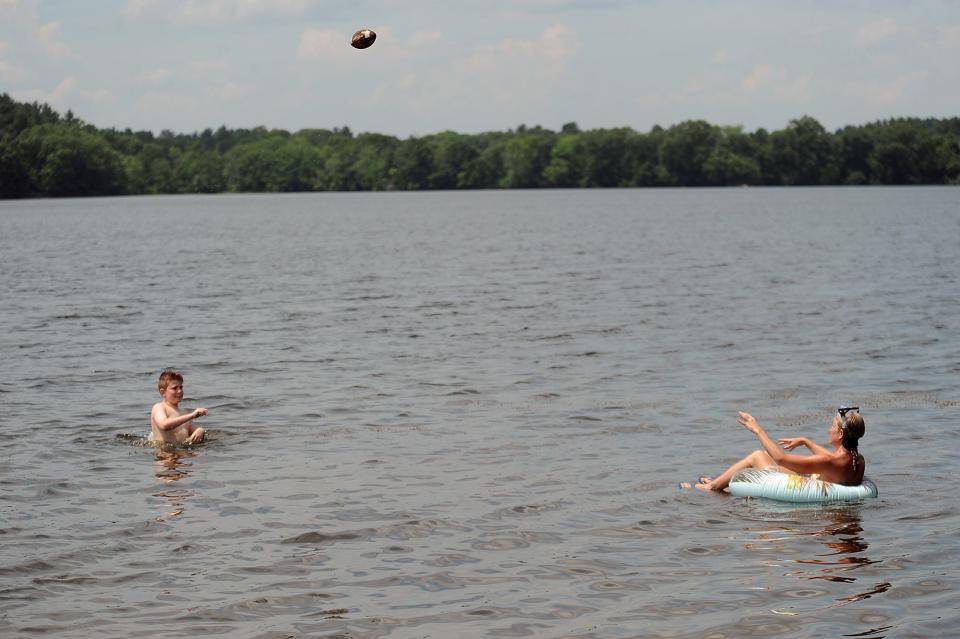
[841,412,865,470]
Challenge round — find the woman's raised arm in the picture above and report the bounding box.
[738,412,834,475]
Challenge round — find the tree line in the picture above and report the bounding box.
[2,92,958,198]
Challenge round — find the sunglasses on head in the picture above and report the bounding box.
[837,406,859,419]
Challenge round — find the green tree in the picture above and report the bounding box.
[392,137,433,190]
[869,141,918,184]
[426,131,478,189]
[703,147,762,185]
[542,134,581,187]
[578,129,626,187]
[0,144,30,198]
[16,123,125,196]
[499,131,554,188]
[348,133,398,190]
[129,142,176,194]
[660,120,720,186]
[458,140,505,189]
[223,136,322,192]
[768,116,837,185]
[4,93,960,198]
[1,93,61,137]
[702,127,762,186]
[173,149,225,192]
[836,126,875,184]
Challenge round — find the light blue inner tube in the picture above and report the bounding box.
[728,468,878,503]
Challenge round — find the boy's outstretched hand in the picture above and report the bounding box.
[188,407,207,444]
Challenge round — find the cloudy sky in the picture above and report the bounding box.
[1,0,958,137]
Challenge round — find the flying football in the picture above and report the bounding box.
[351,29,376,49]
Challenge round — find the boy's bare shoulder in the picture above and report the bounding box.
[151,401,176,418]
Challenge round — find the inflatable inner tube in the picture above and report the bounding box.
[728,468,878,503]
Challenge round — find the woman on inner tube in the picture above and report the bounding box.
[689,407,866,492]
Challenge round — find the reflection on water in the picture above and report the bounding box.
[153,448,195,520]
[795,508,891,609]
[741,503,894,632]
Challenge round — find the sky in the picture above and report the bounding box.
[1,0,958,137]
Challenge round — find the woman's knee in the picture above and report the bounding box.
[748,449,771,465]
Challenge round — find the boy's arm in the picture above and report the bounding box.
[186,425,205,443]
[152,405,206,431]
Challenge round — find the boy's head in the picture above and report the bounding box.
[158,369,184,394]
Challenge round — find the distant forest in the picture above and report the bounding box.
[1,92,958,198]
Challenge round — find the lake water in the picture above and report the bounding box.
[1,188,958,638]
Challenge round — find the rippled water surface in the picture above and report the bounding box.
[1,188,958,638]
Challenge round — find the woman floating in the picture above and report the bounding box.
[688,407,866,492]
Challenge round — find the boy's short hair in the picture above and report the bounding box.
[158,369,184,391]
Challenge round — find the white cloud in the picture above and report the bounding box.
[496,0,623,12]
[189,59,229,74]
[743,64,774,91]
[0,0,40,42]
[0,0,25,13]
[361,24,580,116]
[407,31,442,48]
[215,81,253,100]
[136,90,200,117]
[36,21,73,58]
[297,27,352,63]
[124,0,315,23]
[636,91,685,110]
[0,59,31,83]
[780,77,811,101]
[938,24,960,47]
[88,88,115,104]
[140,67,172,86]
[636,69,746,111]
[712,49,735,64]
[122,0,147,15]
[518,0,573,6]
[0,0,39,25]
[468,24,578,71]
[451,24,579,104]
[845,71,929,105]
[136,59,240,92]
[49,76,76,101]
[856,18,899,47]
[743,64,811,101]
[12,76,76,105]
[10,76,115,113]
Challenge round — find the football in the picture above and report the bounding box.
[351,29,377,49]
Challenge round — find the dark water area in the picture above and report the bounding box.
[1,188,958,638]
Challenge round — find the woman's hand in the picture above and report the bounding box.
[778,437,804,450]
[737,411,762,434]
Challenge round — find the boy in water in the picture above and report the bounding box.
[150,369,207,445]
